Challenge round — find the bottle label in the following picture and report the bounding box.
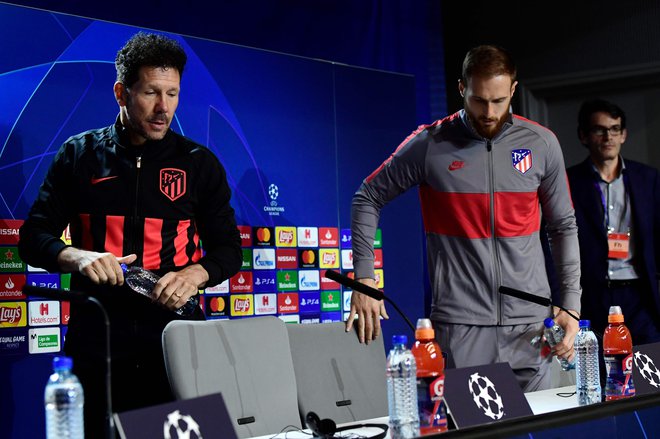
[416,375,448,430]
[604,353,635,398]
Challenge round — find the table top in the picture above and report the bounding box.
[248,385,579,438]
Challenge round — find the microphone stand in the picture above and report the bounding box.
[24,286,114,439]
[498,285,580,322]
[323,270,415,332]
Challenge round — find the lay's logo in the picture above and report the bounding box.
[319,249,340,269]
[231,295,254,316]
[0,302,26,327]
[275,227,296,247]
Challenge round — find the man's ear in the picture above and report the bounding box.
[114,82,127,107]
[458,79,465,98]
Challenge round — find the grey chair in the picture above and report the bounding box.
[286,322,388,424]
[162,316,301,438]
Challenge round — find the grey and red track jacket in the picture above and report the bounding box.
[352,110,581,325]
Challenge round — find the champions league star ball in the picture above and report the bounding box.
[468,373,505,420]
[268,184,279,200]
[163,410,203,439]
[634,351,660,388]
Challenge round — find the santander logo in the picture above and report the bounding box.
[448,160,465,171]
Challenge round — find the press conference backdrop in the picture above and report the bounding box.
[0,3,422,438]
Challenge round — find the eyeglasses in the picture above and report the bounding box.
[589,125,623,137]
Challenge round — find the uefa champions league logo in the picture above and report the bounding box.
[264,183,285,216]
[468,372,505,420]
[634,351,660,388]
[163,410,203,439]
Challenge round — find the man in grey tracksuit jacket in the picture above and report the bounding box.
[347,45,581,391]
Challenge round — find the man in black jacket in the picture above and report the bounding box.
[568,99,660,344]
[19,32,242,437]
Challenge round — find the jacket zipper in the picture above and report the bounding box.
[486,140,502,324]
[132,155,142,263]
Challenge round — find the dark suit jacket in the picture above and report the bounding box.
[567,157,660,333]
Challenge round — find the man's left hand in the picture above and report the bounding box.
[152,264,209,311]
[552,306,580,363]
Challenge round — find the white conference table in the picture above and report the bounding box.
[248,385,578,438]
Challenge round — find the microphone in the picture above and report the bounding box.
[498,285,579,321]
[23,285,116,439]
[323,270,414,332]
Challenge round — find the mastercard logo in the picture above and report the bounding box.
[256,228,271,242]
[210,296,226,313]
[301,250,316,264]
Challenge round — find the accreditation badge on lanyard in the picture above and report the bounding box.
[608,232,630,259]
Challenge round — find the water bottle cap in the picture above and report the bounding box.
[579,319,590,328]
[543,318,555,328]
[53,356,73,371]
[120,263,128,273]
[416,318,432,329]
[392,334,408,346]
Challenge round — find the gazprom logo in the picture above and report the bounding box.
[299,270,320,291]
[253,249,275,270]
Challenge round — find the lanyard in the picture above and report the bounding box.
[593,173,630,233]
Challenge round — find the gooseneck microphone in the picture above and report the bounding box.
[498,285,580,322]
[323,269,415,332]
[23,285,115,439]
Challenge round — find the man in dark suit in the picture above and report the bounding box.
[568,99,660,344]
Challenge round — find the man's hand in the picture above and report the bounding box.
[345,278,389,344]
[57,247,136,285]
[552,306,580,363]
[152,264,209,311]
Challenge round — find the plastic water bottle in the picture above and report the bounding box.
[387,334,420,439]
[411,318,447,434]
[604,306,635,400]
[120,264,199,316]
[543,318,575,371]
[574,320,601,406]
[45,356,84,439]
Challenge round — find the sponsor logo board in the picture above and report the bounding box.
[237,225,253,247]
[297,227,318,247]
[343,290,353,312]
[61,301,70,325]
[278,293,299,314]
[341,249,353,270]
[275,226,296,247]
[320,270,340,290]
[0,302,26,327]
[206,279,229,294]
[253,248,276,270]
[230,272,253,293]
[301,315,321,324]
[241,249,252,270]
[29,327,61,353]
[253,271,277,293]
[277,271,298,292]
[298,249,318,269]
[276,249,298,269]
[0,247,25,272]
[28,301,60,326]
[298,270,320,291]
[26,273,60,290]
[375,269,384,289]
[340,229,352,248]
[254,293,277,315]
[319,249,339,269]
[279,314,300,324]
[0,328,28,355]
[205,295,228,318]
[374,249,384,269]
[321,291,341,312]
[253,227,275,246]
[299,291,321,314]
[230,295,254,317]
[0,219,22,245]
[321,312,342,323]
[0,274,26,300]
[319,227,339,247]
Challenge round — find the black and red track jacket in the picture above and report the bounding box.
[18,120,242,350]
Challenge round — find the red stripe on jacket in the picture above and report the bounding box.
[105,215,124,257]
[419,186,540,238]
[143,218,163,270]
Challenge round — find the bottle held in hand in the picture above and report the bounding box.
[120,264,199,316]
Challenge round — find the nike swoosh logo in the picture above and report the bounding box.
[90,175,119,185]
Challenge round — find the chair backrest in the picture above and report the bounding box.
[162,316,301,438]
[286,322,388,424]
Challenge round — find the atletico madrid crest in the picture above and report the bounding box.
[160,168,186,201]
[511,149,532,174]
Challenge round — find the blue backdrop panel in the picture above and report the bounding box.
[0,3,420,438]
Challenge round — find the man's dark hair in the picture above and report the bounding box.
[115,32,187,87]
[461,45,517,84]
[577,99,627,135]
